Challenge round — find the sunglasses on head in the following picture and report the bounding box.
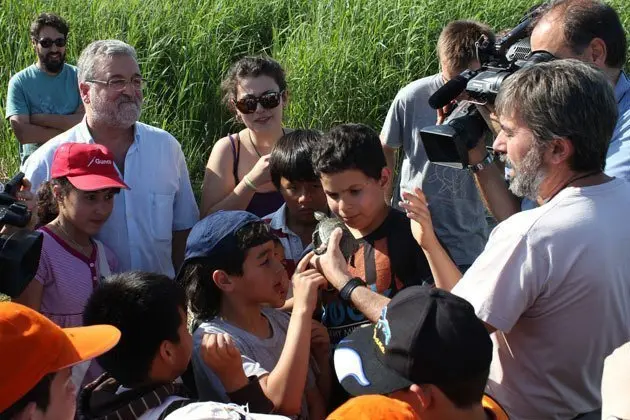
[234,90,284,114]
[37,37,66,48]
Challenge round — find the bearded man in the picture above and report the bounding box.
[22,40,199,277]
[313,59,630,420]
[6,13,84,163]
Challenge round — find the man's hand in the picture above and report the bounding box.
[475,103,501,137]
[311,228,353,291]
[399,188,439,250]
[436,101,456,124]
[200,333,248,392]
[292,253,328,315]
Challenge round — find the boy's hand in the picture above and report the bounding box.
[400,188,439,249]
[311,228,353,291]
[292,253,328,315]
[200,333,248,392]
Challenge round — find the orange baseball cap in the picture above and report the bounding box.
[0,302,121,413]
[327,395,420,420]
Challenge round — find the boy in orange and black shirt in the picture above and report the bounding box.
[311,123,437,345]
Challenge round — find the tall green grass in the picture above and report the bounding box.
[1,0,628,189]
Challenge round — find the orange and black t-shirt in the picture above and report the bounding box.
[321,208,434,344]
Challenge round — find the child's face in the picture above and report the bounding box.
[58,187,117,236]
[236,240,290,308]
[278,177,328,224]
[319,168,389,233]
[273,241,286,261]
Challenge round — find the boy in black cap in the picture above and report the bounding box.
[178,211,329,419]
[333,286,508,420]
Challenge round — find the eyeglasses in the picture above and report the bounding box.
[36,37,67,48]
[234,91,284,114]
[87,77,145,91]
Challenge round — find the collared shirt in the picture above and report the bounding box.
[22,119,199,278]
[605,71,630,181]
[263,203,305,277]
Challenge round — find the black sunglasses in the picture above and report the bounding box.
[234,91,284,114]
[37,37,67,48]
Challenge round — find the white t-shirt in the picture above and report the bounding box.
[452,178,630,420]
[122,395,289,420]
[192,308,317,420]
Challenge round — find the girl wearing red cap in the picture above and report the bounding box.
[15,142,128,386]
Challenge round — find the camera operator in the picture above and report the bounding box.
[381,20,495,271]
[469,0,629,222]
[314,59,630,420]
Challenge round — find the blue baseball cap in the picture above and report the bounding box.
[181,210,262,267]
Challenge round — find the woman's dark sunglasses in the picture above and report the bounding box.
[37,37,67,48]
[234,91,284,114]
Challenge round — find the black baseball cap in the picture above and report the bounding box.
[333,285,492,396]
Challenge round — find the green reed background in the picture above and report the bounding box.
[1,0,628,192]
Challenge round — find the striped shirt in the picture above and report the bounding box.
[35,226,117,328]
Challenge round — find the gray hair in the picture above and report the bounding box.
[77,40,138,82]
[495,59,617,173]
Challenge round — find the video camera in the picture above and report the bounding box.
[420,9,555,168]
[0,172,43,298]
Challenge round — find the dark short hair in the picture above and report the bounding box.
[0,373,53,419]
[496,59,617,173]
[221,56,287,113]
[29,13,69,39]
[312,123,386,181]
[533,0,626,69]
[179,221,275,320]
[433,369,490,409]
[83,272,186,387]
[270,129,323,189]
[437,20,495,73]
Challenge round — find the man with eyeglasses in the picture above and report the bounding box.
[22,40,199,278]
[6,13,84,163]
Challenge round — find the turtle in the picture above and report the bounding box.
[312,211,360,261]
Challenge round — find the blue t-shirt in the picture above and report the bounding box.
[5,63,81,162]
[605,71,630,181]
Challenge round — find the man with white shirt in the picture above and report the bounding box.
[22,40,198,277]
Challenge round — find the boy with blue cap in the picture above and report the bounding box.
[178,211,330,419]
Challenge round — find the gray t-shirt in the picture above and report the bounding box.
[192,308,315,419]
[381,73,488,265]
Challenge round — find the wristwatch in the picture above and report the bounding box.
[339,277,365,302]
[467,153,493,173]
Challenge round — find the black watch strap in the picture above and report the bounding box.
[467,153,493,173]
[339,277,365,301]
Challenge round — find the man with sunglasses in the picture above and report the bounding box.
[6,13,84,163]
[22,39,199,278]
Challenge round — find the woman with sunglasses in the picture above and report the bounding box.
[201,56,288,217]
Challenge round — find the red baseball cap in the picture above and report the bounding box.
[0,302,121,413]
[51,143,129,191]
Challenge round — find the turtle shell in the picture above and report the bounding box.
[312,212,360,261]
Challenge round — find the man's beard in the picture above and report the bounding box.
[90,92,142,128]
[38,51,65,74]
[501,146,546,201]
